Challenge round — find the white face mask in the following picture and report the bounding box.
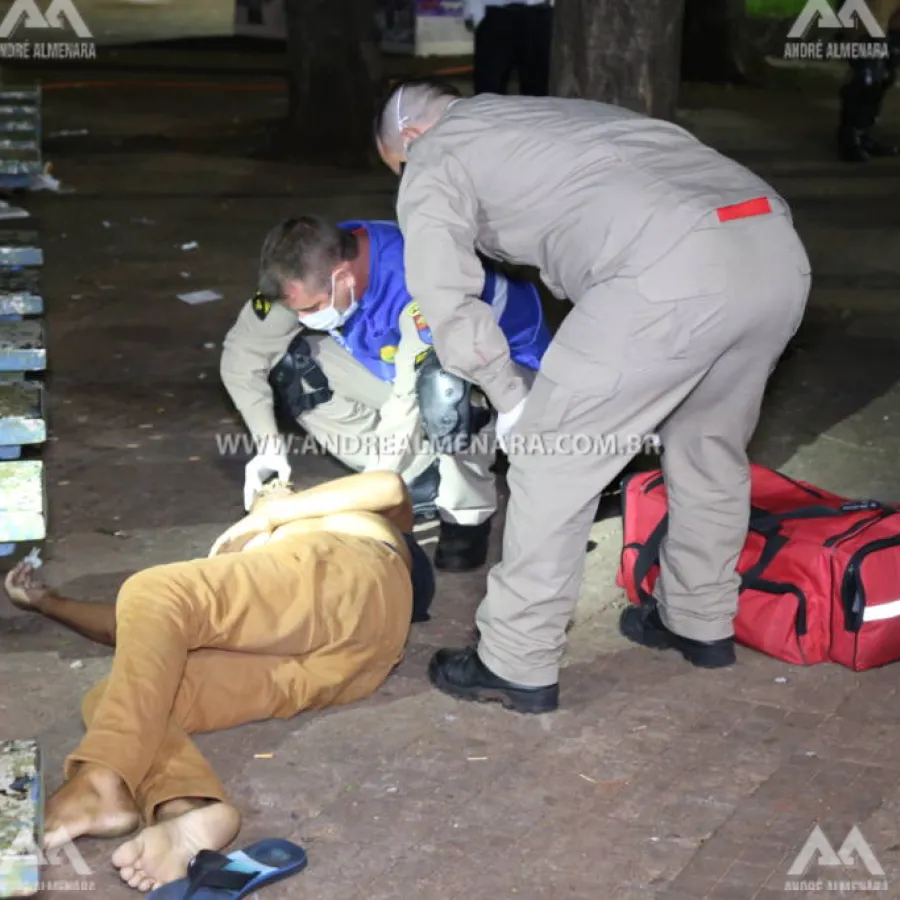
[299,272,358,332]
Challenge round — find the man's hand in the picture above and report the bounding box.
[208,512,272,558]
[4,560,52,612]
[243,452,291,511]
[495,395,528,452]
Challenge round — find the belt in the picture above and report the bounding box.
[716,196,772,223]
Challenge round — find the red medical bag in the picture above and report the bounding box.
[617,465,900,671]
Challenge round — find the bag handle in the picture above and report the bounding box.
[629,509,790,605]
[748,500,892,534]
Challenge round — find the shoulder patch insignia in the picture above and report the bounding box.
[380,345,398,364]
[409,302,432,340]
[251,290,272,321]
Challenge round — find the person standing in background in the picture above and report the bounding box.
[464,0,554,97]
[836,0,900,162]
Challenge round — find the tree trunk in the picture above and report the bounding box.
[681,0,745,83]
[283,0,382,167]
[549,0,687,120]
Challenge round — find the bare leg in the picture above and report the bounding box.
[112,798,241,893]
[4,561,115,646]
[44,764,140,849]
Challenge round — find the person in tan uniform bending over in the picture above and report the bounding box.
[3,471,434,893]
[374,79,810,713]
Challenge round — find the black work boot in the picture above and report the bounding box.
[434,518,491,571]
[837,54,899,162]
[428,647,559,713]
[619,602,736,669]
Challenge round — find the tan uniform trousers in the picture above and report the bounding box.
[300,307,503,527]
[476,205,811,687]
[65,533,412,822]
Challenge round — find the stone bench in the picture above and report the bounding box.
[0,323,45,555]
[0,381,44,459]
[0,194,46,559]
[0,460,46,547]
[0,228,41,268]
[0,738,42,898]
[0,85,42,191]
[0,266,42,320]
[0,320,45,373]
[0,84,46,559]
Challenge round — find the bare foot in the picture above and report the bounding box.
[45,764,141,849]
[4,560,53,612]
[112,800,241,892]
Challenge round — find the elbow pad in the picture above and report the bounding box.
[415,349,490,453]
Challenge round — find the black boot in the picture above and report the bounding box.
[619,602,736,669]
[428,647,559,713]
[837,50,899,162]
[434,518,491,571]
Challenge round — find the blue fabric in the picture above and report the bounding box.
[331,220,551,383]
[402,532,436,622]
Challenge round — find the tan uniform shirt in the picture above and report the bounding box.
[220,297,430,471]
[397,95,788,413]
[220,297,301,446]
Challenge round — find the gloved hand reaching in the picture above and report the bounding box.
[495,395,528,453]
[243,452,291,511]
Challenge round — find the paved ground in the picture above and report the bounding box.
[0,0,236,45]
[1,60,900,900]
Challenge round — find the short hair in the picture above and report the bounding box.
[373,77,462,152]
[258,216,358,298]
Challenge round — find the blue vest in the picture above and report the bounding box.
[329,220,550,383]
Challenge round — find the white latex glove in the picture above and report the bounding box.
[243,452,291,511]
[495,396,528,453]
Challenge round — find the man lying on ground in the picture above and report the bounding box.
[3,471,434,894]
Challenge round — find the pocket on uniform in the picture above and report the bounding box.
[637,258,727,303]
[636,228,728,303]
[512,375,569,437]
[527,343,624,437]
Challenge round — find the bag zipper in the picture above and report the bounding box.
[643,473,664,493]
[823,511,889,548]
[841,533,900,633]
[774,470,826,499]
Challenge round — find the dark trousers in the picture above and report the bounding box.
[473,4,553,96]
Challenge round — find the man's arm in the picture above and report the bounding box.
[220,297,301,446]
[257,471,414,534]
[4,562,116,646]
[398,155,529,414]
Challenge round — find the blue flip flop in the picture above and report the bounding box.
[146,838,307,899]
